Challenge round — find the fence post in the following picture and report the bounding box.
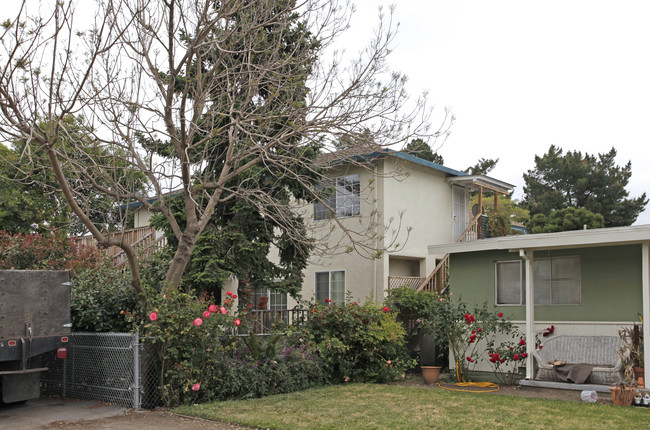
[132,331,141,411]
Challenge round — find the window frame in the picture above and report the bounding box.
[494,260,525,306]
[314,270,346,305]
[252,288,288,311]
[313,174,361,221]
[494,255,581,306]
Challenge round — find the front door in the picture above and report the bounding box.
[452,186,467,241]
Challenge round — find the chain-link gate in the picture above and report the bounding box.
[41,332,161,410]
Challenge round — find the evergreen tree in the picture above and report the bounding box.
[522,145,647,227]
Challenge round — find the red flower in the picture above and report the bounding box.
[466,356,474,362]
[498,312,503,318]
[477,327,482,332]
[234,319,241,326]
[471,330,476,334]
[226,291,233,296]
[220,307,228,315]
[519,339,526,346]
[538,345,543,350]
[149,312,158,321]
[192,383,200,391]
[232,294,237,299]
[353,302,358,305]
[382,306,390,313]
[208,304,218,312]
[193,318,203,327]
[202,310,211,319]
[513,354,520,361]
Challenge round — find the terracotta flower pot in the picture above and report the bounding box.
[633,367,645,389]
[421,366,442,385]
[610,383,635,406]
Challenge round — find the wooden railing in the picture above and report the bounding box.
[113,231,168,270]
[71,227,158,258]
[246,309,311,334]
[457,212,482,243]
[415,254,449,294]
[388,276,426,292]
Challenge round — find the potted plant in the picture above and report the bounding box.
[618,323,644,387]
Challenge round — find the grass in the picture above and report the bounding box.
[173,383,647,429]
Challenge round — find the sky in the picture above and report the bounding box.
[344,1,650,224]
[4,1,650,224]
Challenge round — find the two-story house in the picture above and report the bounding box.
[124,150,514,312]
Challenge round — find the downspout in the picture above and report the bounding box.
[519,249,535,380]
[642,243,650,386]
[373,163,379,300]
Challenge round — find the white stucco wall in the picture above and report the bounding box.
[293,156,464,307]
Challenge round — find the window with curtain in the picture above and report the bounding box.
[495,256,581,306]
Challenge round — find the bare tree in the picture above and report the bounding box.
[0,0,448,298]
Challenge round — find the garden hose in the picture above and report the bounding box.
[438,381,500,393]
[442,361,500,393]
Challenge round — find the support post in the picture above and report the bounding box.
[642,243,650,386]
[133,331,141,411]
[520,249,535,380]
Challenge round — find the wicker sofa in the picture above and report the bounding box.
[534,335,625,385]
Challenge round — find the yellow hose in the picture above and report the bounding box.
[438,381,500,393]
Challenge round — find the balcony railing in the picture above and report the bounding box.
[388,276,426,292]
[245,309,311,334]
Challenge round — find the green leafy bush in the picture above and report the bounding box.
[292,298,416,384]
[71,261,138,332]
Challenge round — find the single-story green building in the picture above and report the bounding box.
[428,224,650,384]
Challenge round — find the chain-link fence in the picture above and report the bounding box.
[41,332,161,410]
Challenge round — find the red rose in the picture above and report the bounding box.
[208,304,218,312]
[382,306,390,313]
[226,291,233,296]
[498,312,503,318]
[193,318,203,327]
[233,294,238,299]
[519,339,526,346]
[513,354,520,361]
[202,310,211,319]
[234,319,241,326]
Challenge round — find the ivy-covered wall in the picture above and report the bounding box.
[448,244,643,322]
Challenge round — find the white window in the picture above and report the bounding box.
[495,256,581,306]
[534,256,581,305]
[315,270,345,305]
[253,288,288,311]
[314,175,360,220]
[495,260,525,305]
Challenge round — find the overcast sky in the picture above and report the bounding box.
[346,1,650,224]
[5,1,650,224]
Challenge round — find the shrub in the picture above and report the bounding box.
[292,298,416,384]
[423,294,516,382]
[137,286,239,406]
[0,230,101,274]
[71,261,139,332]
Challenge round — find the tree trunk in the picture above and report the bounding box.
[165,230,199,289]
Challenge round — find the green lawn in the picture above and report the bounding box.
[173,383,647,429]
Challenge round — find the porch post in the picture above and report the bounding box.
[520,249,535,379]
[642,243,650,385]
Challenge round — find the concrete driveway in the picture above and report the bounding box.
[0,396,127,429]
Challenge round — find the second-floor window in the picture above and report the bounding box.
[313,174,360,220]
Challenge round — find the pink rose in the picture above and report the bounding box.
[149,312,158,321]
[193,318,203,327]
[192,383,200,391]
[220,307,228,315]
[203,310,211,319]
[208,304,218,312]
[234,319,241,326]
